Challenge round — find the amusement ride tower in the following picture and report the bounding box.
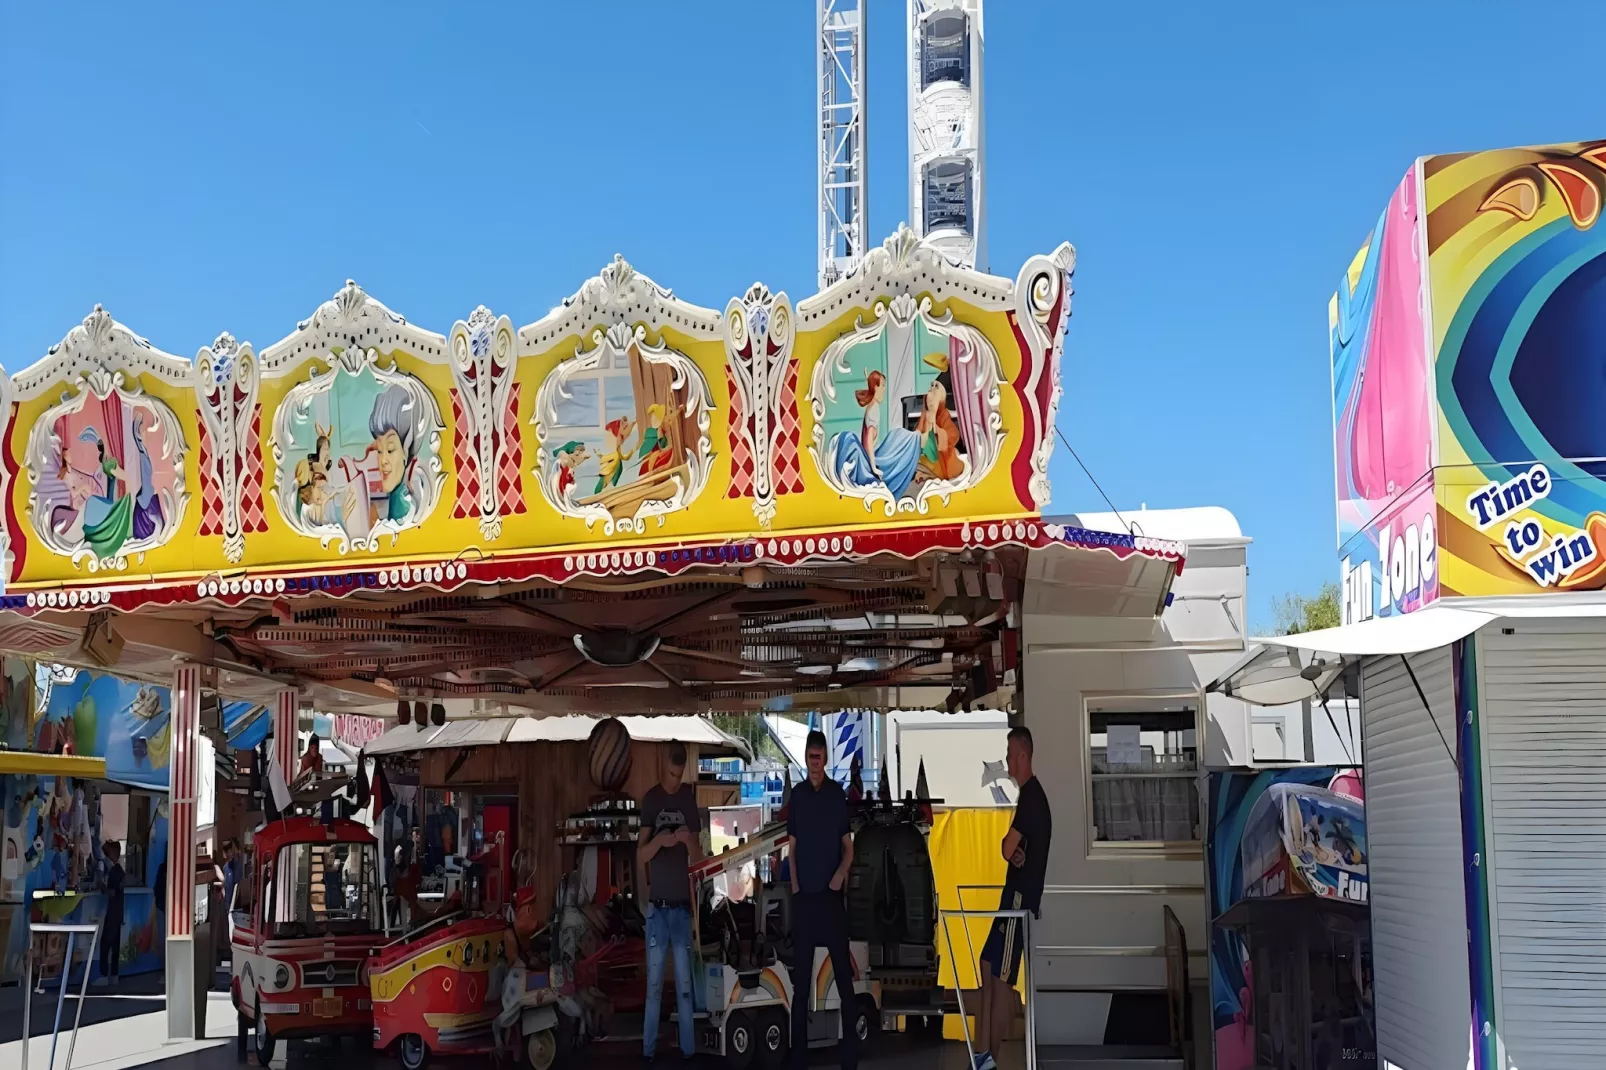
[907,0,986,271]
[817,0,869,288]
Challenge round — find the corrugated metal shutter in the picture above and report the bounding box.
[1480,620,1606,1068]
[1360,649,1469,1070]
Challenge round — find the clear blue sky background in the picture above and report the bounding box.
[2,2,1601,629]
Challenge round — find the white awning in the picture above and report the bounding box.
[365,714,747,758]
[1210,605,1495,707]
[1247,606,1496,656]
[1213,598,1606,706]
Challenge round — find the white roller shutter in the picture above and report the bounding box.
[1360,648,1469,1070]
[1479,620,1606,1069]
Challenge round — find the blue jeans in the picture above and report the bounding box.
[644,903,695,1057]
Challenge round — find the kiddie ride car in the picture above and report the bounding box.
[231,814,383,1064]
[691,824,879,1069]
[367,840,614,1070]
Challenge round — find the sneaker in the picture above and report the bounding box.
[92,977,108,988]
[973,1051,997,1070]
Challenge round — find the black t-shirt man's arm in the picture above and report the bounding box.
[1002,778,1048,867]
[1002,818,1026,867]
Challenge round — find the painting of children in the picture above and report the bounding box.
[535,331,712,530]
[551,441,590,500]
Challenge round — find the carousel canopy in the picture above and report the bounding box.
[0,227,1184,715]
[365,713,748,758]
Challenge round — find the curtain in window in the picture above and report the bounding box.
[1092,778,1197,842]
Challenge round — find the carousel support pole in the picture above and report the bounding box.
[272,688,297,796]
[166,663,201,1040]
[271,689,298,930]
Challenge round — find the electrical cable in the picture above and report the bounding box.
[1055,427,1132,533]
[1400,653,1458,773]
[1319,695,1356,769]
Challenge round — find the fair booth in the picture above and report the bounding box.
[1220,136,1606,1070]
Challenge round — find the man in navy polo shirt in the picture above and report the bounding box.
[786,730,859,1070]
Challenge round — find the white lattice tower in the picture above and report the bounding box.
[818,0,868,289]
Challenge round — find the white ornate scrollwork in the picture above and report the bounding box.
[723,283,800,527]
[1012,243,1075,508]
[794,224,1014,330]
[259,280,448,375]
[12,305,193,401]
[448,307,517,540]
[533,322,714,536]
[516,254,724,355]
[24,373,189,571]
[807,292,1005,518]
[269,347,446,553]
[194,332,260,562]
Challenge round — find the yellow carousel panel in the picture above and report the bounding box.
[1,227,1077,610]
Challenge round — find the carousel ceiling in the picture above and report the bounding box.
[0,227,1185,714]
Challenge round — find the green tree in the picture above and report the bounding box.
[710,713,782,761]
[1271,581,1341,635]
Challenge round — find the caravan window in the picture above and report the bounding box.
[1087,706,1200,845]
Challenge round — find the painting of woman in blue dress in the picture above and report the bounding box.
[827,370,921,500]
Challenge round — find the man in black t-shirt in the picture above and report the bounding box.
[785,730,859,1070]
[637,743,701,1062]
[974,726,1052,1070]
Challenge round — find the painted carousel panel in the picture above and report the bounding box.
[1,229,1072,600]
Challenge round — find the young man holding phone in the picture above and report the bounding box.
[638,743,701,1064]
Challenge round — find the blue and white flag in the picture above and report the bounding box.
[824,710,867,775]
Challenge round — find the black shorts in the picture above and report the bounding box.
[979,891,1026,986]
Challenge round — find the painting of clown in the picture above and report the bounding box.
[535,326,712,532]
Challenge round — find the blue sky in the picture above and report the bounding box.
[2,2,1601,628]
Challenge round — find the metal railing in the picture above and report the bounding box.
[949,883,1201,1060]
[1029,885,1209,977]
[938,905,1038,1070]
[19,922,101,1070]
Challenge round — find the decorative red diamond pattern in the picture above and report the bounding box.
[451,384,525,519]
[773,359,804,495]
[241,408,269,533]
[196,420,224,536]
[196,405,268,538]
[497,382,525,516]
[726,365,755,499]
[451,390,481,519]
